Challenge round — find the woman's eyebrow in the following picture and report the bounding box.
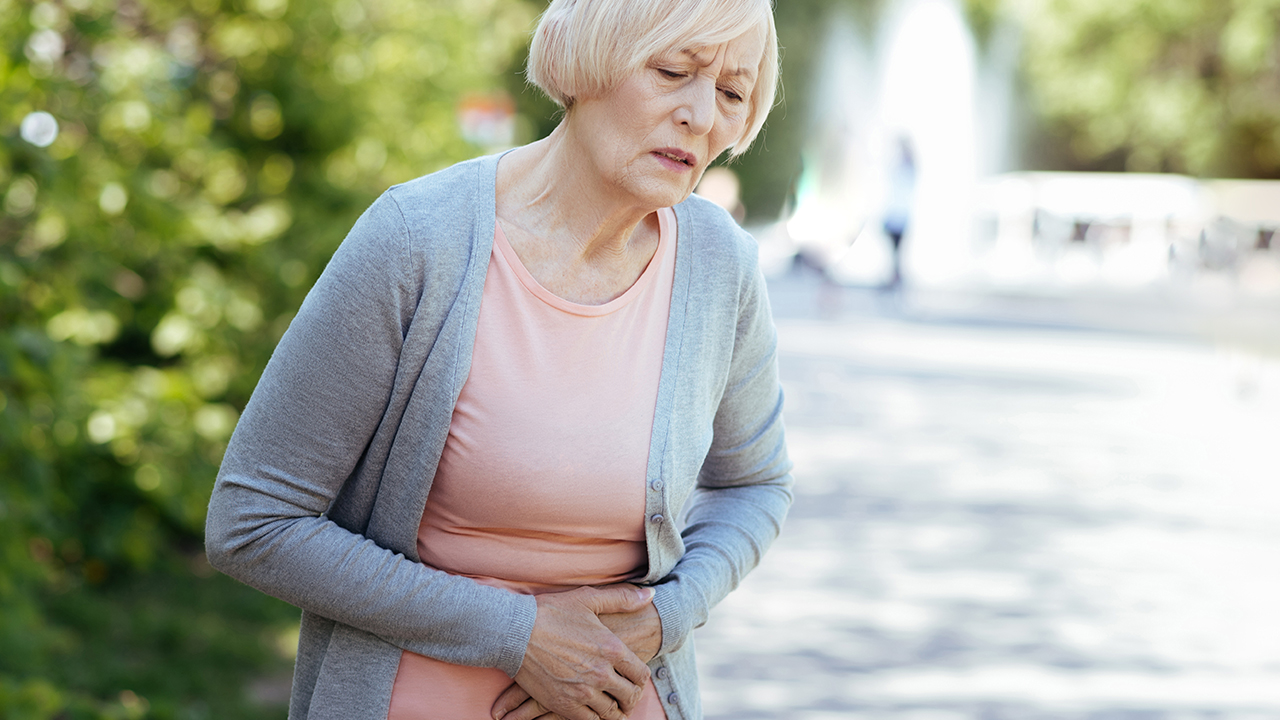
[678,49,757,80]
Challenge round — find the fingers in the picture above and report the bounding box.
[492,683,534,720]
[593,663,646,717]
[496,696,547,720]
[576,584,654,616]
[588,695,626,720]
[517,688,631,720]
[610,650,651,704]
[516,588,652,720]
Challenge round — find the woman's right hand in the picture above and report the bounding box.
[505,585,654,720]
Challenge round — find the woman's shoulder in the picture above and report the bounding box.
[379,153,499,226]
[674,192,761,277]
[338,154,500,281]
[316,155,499,321]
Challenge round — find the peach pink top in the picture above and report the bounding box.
[386,209,677,719]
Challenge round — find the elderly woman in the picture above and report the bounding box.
[204,0,790,718]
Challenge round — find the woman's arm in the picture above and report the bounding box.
[205,192,536,674]
[650,254,794,658]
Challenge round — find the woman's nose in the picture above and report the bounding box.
[675,79,715,136]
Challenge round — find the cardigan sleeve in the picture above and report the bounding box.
[204,192,536,677]
[650,247,794,657]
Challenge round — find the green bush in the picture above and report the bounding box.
[2,0,535,715]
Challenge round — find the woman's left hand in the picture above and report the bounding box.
[492,588,662,720]
[490,691,560,720]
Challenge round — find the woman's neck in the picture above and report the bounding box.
[495,125,663,305]
[498,125,656,258]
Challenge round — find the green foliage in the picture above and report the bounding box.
[1,0,535,715]
[973,0,1280,177]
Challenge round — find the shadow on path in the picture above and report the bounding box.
[695,274,1280,719]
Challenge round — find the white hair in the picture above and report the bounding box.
[527,0,779,156]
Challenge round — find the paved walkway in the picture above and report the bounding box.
[694,273,1280,719]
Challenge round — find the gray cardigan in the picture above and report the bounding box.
[205,152,792,720]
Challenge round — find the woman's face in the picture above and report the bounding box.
[568,24,766,212]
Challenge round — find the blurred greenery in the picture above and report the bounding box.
[1,0,537,716]
[968,0,1280,178]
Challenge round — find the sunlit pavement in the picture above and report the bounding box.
[694,271,1280,719]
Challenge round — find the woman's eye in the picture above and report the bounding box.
[658,68,685,79]
[720,88,744,102]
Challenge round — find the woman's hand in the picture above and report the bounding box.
[497,585,653,720]
[491,598,663,720]
[491,691,561,720]
[598,600,661,664]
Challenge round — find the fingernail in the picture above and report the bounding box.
[639,587,654,601]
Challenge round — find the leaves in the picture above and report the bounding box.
[2,0,536,715]
[983,0,1280,176]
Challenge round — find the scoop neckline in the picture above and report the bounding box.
[492,208,675,317]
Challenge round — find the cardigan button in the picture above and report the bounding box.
[666,692,679,705]
[649,514,664,524]
[654,666,669,680]
[650,479,664,492]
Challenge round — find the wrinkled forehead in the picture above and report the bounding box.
[670,24,768,79]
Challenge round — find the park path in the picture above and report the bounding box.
[694,274,1280,720]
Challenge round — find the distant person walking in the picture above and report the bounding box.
[882,136,916,291]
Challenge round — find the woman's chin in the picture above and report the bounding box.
[627,177,697,211]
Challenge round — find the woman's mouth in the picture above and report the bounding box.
[652,148,696,169]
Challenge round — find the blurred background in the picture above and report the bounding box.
[1,0,1278,718]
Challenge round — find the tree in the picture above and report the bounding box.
[1,0,534,716]
[966,0,1280,177]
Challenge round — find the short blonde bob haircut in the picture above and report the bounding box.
[527,0,779,157]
